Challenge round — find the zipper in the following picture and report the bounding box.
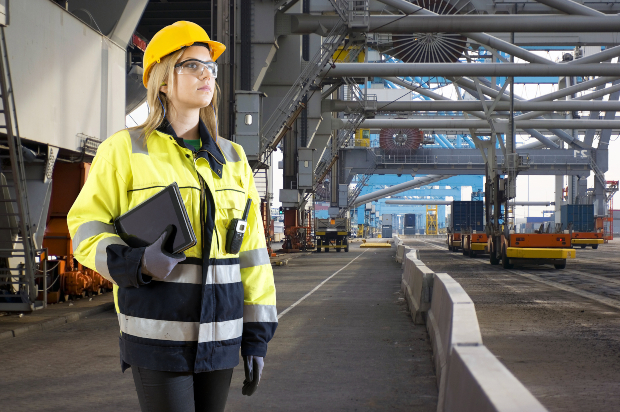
[193,152,220,254]
[196,148,224,166]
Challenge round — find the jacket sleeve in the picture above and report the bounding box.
[67,135,149,289]
[239,156,278,357]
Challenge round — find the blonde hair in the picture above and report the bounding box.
[130,47,221,144]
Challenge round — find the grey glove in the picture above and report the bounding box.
[141,225,186,280]
[242,355,264,396]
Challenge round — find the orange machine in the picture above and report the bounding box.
[42,163,112,303]
[489,233,575,270]
[447,233,462,252]
[282,209,314,252]
[571,231,604,249]
[462,233,488,257]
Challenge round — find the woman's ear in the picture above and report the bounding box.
[160,83,168,94]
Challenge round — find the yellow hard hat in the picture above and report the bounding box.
[143,21,226,88]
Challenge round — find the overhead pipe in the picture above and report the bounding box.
[533,0,604,17]
[386,77,560,149]
[360,118,620,130]
[289,14,620,34]
[321,63,620,78]
[352,175,451,207]
[328,99,620,112]
[385,200,453,205]
[371,0,554,65]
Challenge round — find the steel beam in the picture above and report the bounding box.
[385,77,560,149]
[322,63,620,78]
[534,0,604,17]
[351,175,450,207]
[385,199,453,205]
[290,14,620,34]
[372,0,554,65]
[360,118,620,130]
[340,147,592,176]
[327,99,620,112]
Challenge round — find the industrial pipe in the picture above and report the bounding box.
[352,175,451,207]
[290,14,620,34]
[534,0,604,17]
[322,63,620,78]
[384,200,555,206]
[385,77,560,149]
[360,118,620,130]
[372,0,554,65]
[385,200,453,205]
[328,99,620,112]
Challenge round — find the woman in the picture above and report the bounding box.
[67,21,278,412]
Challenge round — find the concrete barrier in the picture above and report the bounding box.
[401,250,433,325]
[444,345,547,412]
[427,273,483,410]
[399,249,547,411]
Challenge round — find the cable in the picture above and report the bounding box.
[368,6,425,33]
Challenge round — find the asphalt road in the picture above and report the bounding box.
[406,238,620,412]
[0,244,437,412]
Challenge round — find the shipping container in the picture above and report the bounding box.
[382,225,393,238]
[561,204,594,232]
[451,201,484,232]
[404,213,416,235]
[382,214,393,226]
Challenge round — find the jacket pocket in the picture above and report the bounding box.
[214,186,248,256]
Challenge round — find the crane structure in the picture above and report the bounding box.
[2,0,620,309]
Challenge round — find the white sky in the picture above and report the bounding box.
[127,51,620,218]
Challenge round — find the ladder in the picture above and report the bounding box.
[0,26,42,312]
[253,168,269,201]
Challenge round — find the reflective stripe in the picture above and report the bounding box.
[155,263,202,284]
[217,138,241,162]
[198,318,243,343]
[129,128,148,155]
[239,247,270,269]
[243,305,278,323]
[95,236,128,284]
[118,313,198,341]
[206,264,241,285]
[72,220,116,253]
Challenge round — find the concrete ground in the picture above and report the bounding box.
[404,237,620,412]
[0,243,437,412]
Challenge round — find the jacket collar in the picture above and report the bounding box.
[156,117,226,178]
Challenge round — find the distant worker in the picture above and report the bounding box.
[67,21,277,412]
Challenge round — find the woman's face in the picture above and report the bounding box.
[163,45,215,112]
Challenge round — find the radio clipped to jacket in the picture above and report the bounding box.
[225,198,252,254]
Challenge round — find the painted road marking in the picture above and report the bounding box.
[278,249,369,320]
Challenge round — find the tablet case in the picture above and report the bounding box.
[114,182,197,254]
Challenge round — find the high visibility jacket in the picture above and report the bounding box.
[67,119,277,373]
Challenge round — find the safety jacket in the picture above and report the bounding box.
[67,119,277,373]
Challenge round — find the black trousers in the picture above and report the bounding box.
[131,365,234,412]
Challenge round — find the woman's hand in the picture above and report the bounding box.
[242,355,264,396]
[141,225,186,280]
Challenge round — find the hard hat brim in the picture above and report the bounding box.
[143,39,226,88]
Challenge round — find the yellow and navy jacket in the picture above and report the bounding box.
[67,119,277,373]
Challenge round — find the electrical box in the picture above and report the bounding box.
[234,90,266,159]
[382,214,393,226]
[279,189,300,208]
[297,148,314,189]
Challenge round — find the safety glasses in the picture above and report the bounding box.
[174,59,218,79]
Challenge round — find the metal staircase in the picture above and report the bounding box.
[257,16,349,168]
[0,26,44,312]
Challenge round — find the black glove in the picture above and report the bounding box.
[242,355,264,396]
[141,225,186,280]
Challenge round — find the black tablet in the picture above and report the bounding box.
[114,182,197,254]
